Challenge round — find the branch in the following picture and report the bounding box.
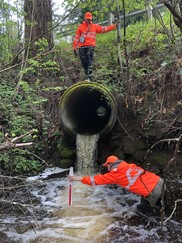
[0,129,36,151]
[11,129,36,142]
[0,199,40,230]
[2,0,83,69]
[0,142,33,151]
[160,134,182,230]
[0,199,33,208]
[163,199,182,224]
[145,136,181,161]
[162,0,182,22]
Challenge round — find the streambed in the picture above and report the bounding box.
[0,167,181,243]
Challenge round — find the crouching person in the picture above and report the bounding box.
[68,155,166,213]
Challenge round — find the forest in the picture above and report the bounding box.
[0,0,182,242]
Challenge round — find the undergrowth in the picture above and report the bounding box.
[0,10,182,174]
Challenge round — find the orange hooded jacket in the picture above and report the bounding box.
[73,21,116,49]
[82,161,160,197]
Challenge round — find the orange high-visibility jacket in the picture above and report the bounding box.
[73,21,116,49]
[82,161,160,197]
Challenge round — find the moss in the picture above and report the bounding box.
[57,141,75,159]
[59,159,74,168]
[60,148,75,159]
[57,143,65,152]
[57,142,67,152]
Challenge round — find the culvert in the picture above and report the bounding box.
[60,81,117,136]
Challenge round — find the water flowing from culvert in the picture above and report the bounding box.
[76,134,99,174]
[0,167,181,242]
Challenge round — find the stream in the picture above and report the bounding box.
[0,166,181,243]
[0,133,181,242]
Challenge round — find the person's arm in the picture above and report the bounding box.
[68,175,82,182]
[68,171,117,186]
[95,23,117,33]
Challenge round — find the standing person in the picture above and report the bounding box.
[68,155,166,213]
[73,12,117,81]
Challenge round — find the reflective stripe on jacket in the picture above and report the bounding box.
[73,21,116,49]
[81,161,160,197]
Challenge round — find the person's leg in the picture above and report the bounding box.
[137,197,155,214]
[87,47,94,80]
[78,48,88,76]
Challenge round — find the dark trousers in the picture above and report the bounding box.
[140,196,162,208]
[78,47,94,80]
[137,196,162,214]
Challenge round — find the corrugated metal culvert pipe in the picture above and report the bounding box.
[60,81,117,136]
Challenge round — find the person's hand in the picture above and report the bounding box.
[115,20,120,27]
[68,175,75,182]
[74,49,77,57]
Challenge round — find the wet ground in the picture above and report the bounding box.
[0,167,181,243]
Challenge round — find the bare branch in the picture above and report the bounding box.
[0,129,36,151]
[160,134,182,230]
[26,151,49,166]
[11,129,36,142]
[0,199,32,208]
[163,199,182,224]
[162,0,182,22]
[0,199,40,230]
[0,142,33,151]
[145,136,181,161]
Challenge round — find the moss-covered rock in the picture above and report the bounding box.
[59,159,74,168]
[57,140,75,159]
[60,148,75,159]
[57,142,67,152]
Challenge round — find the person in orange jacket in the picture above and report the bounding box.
[73,12,117,81]
[68,155,166,213]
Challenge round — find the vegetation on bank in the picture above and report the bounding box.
[0,5,182,174]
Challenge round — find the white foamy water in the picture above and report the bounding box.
[76,134,99,174]
[0,167,181,243]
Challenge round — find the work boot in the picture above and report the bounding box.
[137,197,156,214]
[137,204,155,214]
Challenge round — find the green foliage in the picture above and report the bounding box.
[0,1,24,67]
[62,0,155,23]
[0,74,48,174]
[0,35,73,175]
[21,39,60,79]
[95,31,119,82]
[35,38,49,53]
[0,0,181,176]
[126,11,176,52]
[59,158,73,168]
[0,149,42,174]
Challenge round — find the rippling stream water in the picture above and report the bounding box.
[0,166,181,243]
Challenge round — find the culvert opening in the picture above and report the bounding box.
[60,82,117,136]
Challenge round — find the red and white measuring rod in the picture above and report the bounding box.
[68,167,73,206]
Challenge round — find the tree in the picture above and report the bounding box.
[0,0,23,67]
[24,0,53,58]
[162,0,182,32]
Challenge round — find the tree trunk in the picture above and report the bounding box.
[162,0,182,33]
[24,0,53,58]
